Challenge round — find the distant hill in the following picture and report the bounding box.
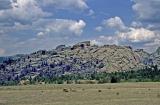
[0,41,159,85]
[0,54,24,63]
[0,57,5,63]
[0,57,9,63]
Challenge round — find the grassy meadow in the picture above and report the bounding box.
[0,83,160,105]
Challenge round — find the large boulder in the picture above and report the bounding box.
[56,45,66,51]
[72,41,91,50]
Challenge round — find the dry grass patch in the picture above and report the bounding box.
[0,82,160,105]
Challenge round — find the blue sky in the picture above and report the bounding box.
[0,0,160,56]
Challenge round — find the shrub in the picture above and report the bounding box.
[110,76,120,83]
[63,88,69,92]
[116,92,120,95]
[157,94,160,98]
[98,90,102,92]
[57,79,64,84]
[82,88,85,91]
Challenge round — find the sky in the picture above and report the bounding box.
[0,0,160,56]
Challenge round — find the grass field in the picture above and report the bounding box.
[0,83,160,105]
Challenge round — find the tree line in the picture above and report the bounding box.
[0,65,160,86]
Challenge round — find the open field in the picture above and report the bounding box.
[0,83,160,105]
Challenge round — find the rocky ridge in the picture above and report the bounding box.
[0,41,159,82]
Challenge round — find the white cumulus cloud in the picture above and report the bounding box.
[0,0,50,25]
[39,0,89,10]
[103,16,128,31]
[118,28,156,43]
[95,26,103,32]
[36,19,86,36]
[132,0,160,22]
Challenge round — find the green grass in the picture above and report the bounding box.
[0,83,160,105]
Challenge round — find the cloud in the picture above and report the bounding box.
[93,16,160,52]
[38,0,94,16]
[0,19,86,55]
[132,0,160,22]
[95,26,103,32]
[12,34,82,55]
[0,34,20,56]
[92,27,159,51]
[0,0,90,28]
[0,0,91,25]
[103,16,128,31]
[0,48,5,56]
[131,21,142,28]
[36,19,86,37]
[37,32,45,37]
[69,20,86,35]
[0,0,90,56]
[0,0,12,10]
[39,0,89,10]
[0,0,50,25]
[92,1,160,52]
[99,35,119,45]
[90,40,102,46]
[88,10,95,16]
[118,28,156,43]
[93,32,160,52]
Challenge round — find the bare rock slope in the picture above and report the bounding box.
[1,41,158,81]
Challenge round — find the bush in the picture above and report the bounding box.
[110,76,120,83]
[57,79,64,84]
[157,94,160,98]
[116,92,120,95]
[98,90,102,92]
[63,88,69,92]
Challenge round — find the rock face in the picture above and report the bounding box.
[134,49,152,65]
[71,44,143,72]
[156,47,160,55]
[56,45,66,51]
[72,41,91,50]
[151,47,160,68]
[0,41,159,82]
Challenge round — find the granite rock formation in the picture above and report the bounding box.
[0,41,159,82]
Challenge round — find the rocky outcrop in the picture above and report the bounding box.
[134,49,152,65]
[56,45,66,51]
[156,47,160,55]
[69,44,144,72]
[72,41,91,50]
[151,47,160,68]
[0,41,159,82]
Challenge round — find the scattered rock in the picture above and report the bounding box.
[0,41,159,83]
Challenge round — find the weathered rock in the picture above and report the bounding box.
[151,47,160,68]
[56,45,66,51]
[1,41,159,82]
[72,41,91,50]
[134,49,151,65]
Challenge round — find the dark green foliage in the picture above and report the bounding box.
[0,65,160,86]
[116,92,120,95]
[23,65,160,84]
[98,90,102,92]
[110,76,120,83]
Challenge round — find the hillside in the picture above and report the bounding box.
[0,41,159,84]
[0,57,6,63]
[151,47,160,66]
